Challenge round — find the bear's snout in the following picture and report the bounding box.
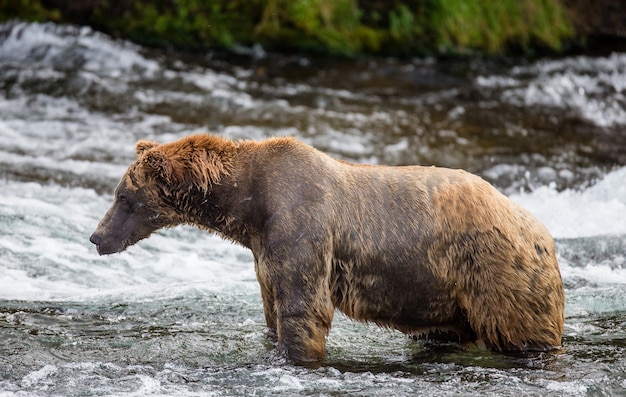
[89,233,101,245]
[89,233,104,255]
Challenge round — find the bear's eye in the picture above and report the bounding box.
[117,194,129,206]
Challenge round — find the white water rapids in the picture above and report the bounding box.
[1,21,625,396]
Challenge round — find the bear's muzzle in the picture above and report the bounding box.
[89,232,103,255]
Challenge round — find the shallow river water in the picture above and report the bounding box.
[1,21,626,396]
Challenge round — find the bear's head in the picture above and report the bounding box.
[89,135,233,255]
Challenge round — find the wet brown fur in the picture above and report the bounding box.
[90,133,565,363]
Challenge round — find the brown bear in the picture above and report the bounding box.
[90,133,565,363]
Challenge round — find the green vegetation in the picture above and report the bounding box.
[1,0,575,57]
[429,0,573,53]
[0,0,60,21]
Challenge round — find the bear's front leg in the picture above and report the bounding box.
[255,255,279,338]
[275,287,334,363]
[258,278,278,339]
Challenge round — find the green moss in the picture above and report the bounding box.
[1,0,575,57]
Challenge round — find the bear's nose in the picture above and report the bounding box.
[89,233,101,246]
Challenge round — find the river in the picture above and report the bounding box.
[0,21,625,396]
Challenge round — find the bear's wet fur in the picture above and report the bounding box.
[90,133,565,363]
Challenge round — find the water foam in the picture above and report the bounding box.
[0,21,158,79]
[511,167,626,239]
[477,52,626,127]
[511,167,626,284]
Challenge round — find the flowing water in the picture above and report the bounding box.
[1,21,625,396]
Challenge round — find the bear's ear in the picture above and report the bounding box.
[140,147,175,184]
[136,140,159,156]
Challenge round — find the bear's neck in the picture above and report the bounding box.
[174,157,260,249]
